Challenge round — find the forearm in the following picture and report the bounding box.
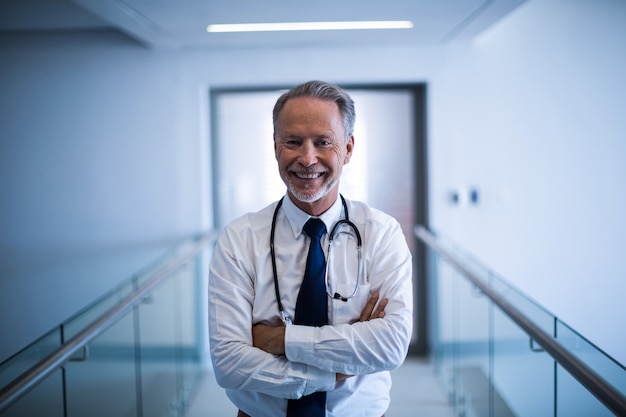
[285,305,412,375]
[252,292,387,356]
[210,336,335,398]
[252,322,286,355]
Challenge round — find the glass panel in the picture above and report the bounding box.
[425,228,626,417]
[555,320,626,417]
[64,311,138,417]
[0,328,61,388]
[0,329,64,417]
[62,280,135,341]
[212,90,284,228]
[431,251,460,407]
[556,365,613,417]
[428,230,556,417]
[431,251,491,416]
[178,256,204,409]
[137,268,182,417]
[346,89,416,254]
[1,370,65,417]
[0,237,208,417]
[492,307,554,416]
[133,239,192,289]
[490,272,554,338]
[454,270,490,417]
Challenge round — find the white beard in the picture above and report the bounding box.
[283,174,339,204]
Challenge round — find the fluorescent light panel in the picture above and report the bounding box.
[206,21,414,33]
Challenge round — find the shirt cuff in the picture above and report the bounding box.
[285,325,335,394]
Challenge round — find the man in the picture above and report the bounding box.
[209,80,413,416]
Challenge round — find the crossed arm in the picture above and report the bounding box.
[252,291,388,355]
[252,291,388,382]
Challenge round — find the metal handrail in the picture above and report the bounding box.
[0,231,217,413]
[415,225,626,416]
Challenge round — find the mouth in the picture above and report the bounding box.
[293,171,324,180]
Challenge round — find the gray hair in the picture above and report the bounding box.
[272,80,356,140]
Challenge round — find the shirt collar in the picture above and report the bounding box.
[281,194,343,238]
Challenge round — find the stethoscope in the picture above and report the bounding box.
[270,195,362,325]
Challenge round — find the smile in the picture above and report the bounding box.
[294,171,324,179]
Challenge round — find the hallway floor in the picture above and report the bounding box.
[185,356,456,417]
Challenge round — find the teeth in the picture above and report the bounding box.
[295,172,322,179]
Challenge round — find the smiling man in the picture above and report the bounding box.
[208,80,413,417]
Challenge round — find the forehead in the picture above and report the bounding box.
[276,97,344,133]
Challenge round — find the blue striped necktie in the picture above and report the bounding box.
[287,218,327,416]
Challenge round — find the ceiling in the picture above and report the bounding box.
[0,0,526,49]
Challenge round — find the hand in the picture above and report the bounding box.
[359,291,388,322]
[252,322,286,355]
[336,291,387,382]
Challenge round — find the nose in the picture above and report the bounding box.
[298,140,318,167]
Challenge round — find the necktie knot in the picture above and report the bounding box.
[303,218,326,239]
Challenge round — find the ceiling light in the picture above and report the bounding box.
[206,21,414,33]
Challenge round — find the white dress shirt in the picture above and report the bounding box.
[209,194,413,417]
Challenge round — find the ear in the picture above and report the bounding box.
[343,135,355,164]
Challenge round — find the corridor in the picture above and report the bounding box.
[186,357,455,417]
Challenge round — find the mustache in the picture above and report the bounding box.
[288,164,328,175]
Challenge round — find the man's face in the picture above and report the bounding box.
[274,96,354,215]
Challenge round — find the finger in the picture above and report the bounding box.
[359,291,380,321]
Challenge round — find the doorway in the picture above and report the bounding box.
[210,83,428,353]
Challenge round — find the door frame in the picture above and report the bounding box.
[209,82,429,355]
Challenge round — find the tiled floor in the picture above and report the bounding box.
[185,356,456,417]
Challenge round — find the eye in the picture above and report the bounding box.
[316,138,334,148]
[282,137,302,149]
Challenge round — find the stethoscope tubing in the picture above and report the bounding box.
[270,195,362,323]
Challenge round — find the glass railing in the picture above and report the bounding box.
[416,226,626,417]
[0,232,216,417]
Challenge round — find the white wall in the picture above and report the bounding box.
[431,0,626,364]
[0,31,206,362]
[1,0,624,368]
